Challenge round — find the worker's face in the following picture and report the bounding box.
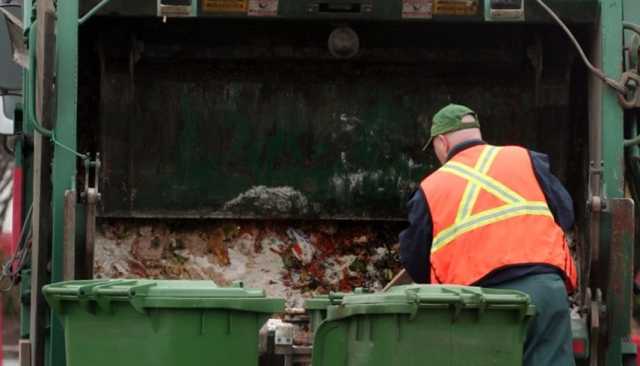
[433,135,449,164]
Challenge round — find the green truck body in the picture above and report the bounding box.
[0,0,639,365]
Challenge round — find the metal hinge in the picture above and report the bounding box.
[587,160,607,212]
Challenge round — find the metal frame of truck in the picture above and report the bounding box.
[2,0,639,365]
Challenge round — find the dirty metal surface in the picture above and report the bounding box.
[94,219,404,307]
[78,20,588,219]
[605,198,634,345]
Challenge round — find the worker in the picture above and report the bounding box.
[400,104,577,366]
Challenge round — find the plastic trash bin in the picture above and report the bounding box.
[43,279,285,366]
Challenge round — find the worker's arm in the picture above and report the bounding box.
[529,151,575,231]
[399,189,432,284]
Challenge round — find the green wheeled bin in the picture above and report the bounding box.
[312,285,535,366]
[43,279,285,366]
[304,292,345,336]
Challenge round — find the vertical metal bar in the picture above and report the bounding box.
[30,1,56,366]
[85,191,97,278]
[606,199,636,364]
[600,0,627,365]
[63,189,76,281]
[588,0,603,292]
[601,3,625,198]
[49,1,80,366]
[19,0,32,361]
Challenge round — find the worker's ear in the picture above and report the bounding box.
[437,134,449,151]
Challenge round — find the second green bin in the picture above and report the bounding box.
[312,284,535,366]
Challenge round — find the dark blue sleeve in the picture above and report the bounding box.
[529,151,575,231]
[399,189,432,284]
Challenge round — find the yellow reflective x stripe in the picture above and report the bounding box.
[433,146,552,254]
[441,161,525,205]
[455,146,500,223]
[432,202,552,253]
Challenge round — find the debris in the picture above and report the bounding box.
[95,220,405,308]
[223,186,311,214]
[287,228,314,264]
[207,228,230,266]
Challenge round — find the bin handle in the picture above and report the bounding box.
[42,280,111,314]
[125,283,159,314]
[92,280,144,312]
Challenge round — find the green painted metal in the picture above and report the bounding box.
[312,285,534,366]
[26,25,51,138]
[42,279,284,366]
[624,0,640,319]
[599,0,631,365]
[17,1,637,365]
[624,0,640,24]
[48,1,80,366]
[600,2,625,200]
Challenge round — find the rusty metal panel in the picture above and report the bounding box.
[605,199,635,350]
[80,20,588,219]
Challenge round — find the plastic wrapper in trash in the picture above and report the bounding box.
[287,228,314,264]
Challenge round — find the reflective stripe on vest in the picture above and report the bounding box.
[431,146,553,254]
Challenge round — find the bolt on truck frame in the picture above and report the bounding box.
[1,0,640,365]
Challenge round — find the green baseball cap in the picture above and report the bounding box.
[423,104,481,150]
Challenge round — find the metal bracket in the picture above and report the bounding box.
[81,154,101,278]
[618,22,640,109]
[617,71,640,109]
[81,153,101,203]
[587,160,607,212]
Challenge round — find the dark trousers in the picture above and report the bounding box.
[491,273,576,366]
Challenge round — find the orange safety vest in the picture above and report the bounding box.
[420,144,577,292]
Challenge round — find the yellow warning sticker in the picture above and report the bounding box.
[202,0,247,13]
[433,0,477,16]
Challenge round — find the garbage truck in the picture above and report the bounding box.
[1,0,640,365]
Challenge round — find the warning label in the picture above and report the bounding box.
[159,4,193,17]
[248,0,278,16]
[433,0,477,16]
[402,0,433,19]
[202,0,247,12]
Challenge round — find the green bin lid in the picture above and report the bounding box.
[43,279,285,315]
[326,285,535,321]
